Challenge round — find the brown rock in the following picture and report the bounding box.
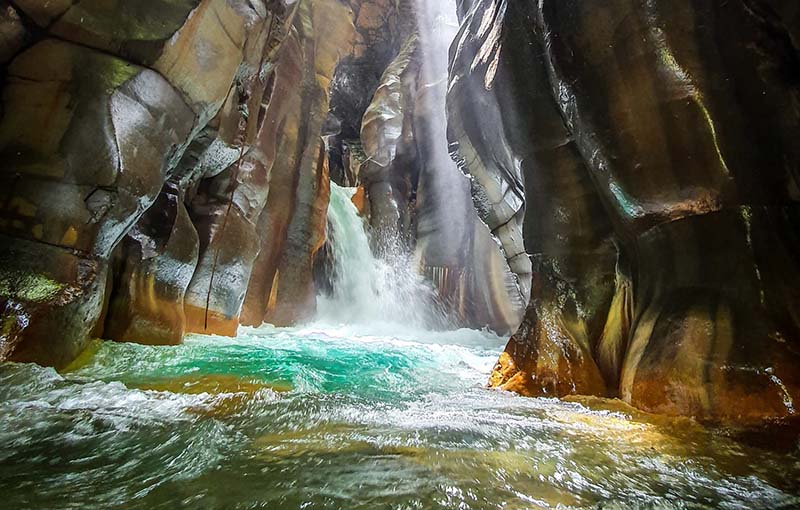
[473,0,800,429]
[188,5,302,333]
[0,237,108,369]
[0,39,195,257]
[104,185,199,345]
[49,0,259,120]
[0,2,29,64]
[0,39,195,365]
[350,185,368,216]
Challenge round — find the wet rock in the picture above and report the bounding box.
[206,0,354,329]
[237,28,306,328]
[0,39,195,364]
[0,2,29,64]
[447,0,532,300]
[622,208,800,426]
[359,34,419,247]
[350,186,369,216]
[104,184,199,345]
[540,0,800,425]
[48,0,262,123]
[185,204,262,335]
[466,0,800,427]
[360,35,418,170]
[262,0,353,326]
[181,3,299,335]
[0,237,108,369]
[0,39,195,257]
[0,0,369,363]
[412,2,526,334]
[326,0,405,187]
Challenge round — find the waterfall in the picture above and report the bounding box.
[316,183,447,329]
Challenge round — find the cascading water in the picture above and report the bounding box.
[316,182,448,329]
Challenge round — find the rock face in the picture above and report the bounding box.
[452,0,800,427]
[0,27,197,365]
[104,184,199,345]
[354,0,528,332]
[0,0,516,369]
[0,0,357,365]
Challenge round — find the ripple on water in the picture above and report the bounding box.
[0,325,798,510]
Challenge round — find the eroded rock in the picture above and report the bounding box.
[467,0,800,428]
[104,184,199,345]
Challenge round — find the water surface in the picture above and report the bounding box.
[1,324,798,509]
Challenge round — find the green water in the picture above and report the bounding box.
[1,325,799,510]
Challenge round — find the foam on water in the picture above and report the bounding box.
[316,183,447,329]
[1,325,799,509]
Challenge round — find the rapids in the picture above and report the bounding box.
[1,326,799,509]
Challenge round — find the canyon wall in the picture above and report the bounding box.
[449,0,800,429]
[0,0,524,369]
[0,0,364,366]
[354,0,528,332]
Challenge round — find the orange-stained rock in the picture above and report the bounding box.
[184,205,261,336]
[489,302,607,398]
[0,0,390,366]
[466,0,800,431]
[264,152,331,326]
[182,3,299,335]
[183,305,240,338]
[240,26,306,327]
[350,186,369,216]
[620,210,800,426]
[104,185,199,345]
[248,0,355,327]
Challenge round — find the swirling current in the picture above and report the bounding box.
[1,323,799,510]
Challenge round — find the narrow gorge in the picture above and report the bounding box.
[0,0,799,508]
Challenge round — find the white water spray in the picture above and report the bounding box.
[316,183,447,329]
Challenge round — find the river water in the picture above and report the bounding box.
[1,325,799,509]
[1,184,799,509]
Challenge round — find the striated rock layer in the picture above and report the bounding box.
[452,0,800,429]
